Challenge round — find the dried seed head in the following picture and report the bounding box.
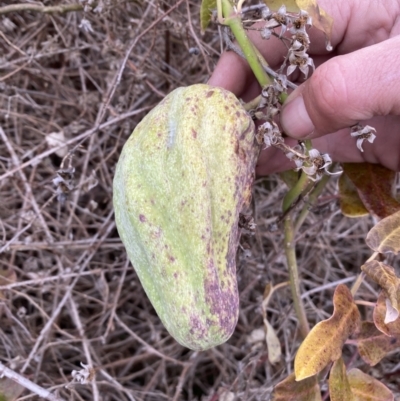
[257,121,282,148]
[291,10,312,33]
[53,167,75,204]
[261,27,272,40]
[350,124,377,152]
[287,49,315,77]
[261,6,271,20]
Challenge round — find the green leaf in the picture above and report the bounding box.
[200,0,217,33]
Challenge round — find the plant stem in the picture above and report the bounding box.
[282,171,312,213]
[284,216,310,339]
[350,272,365,297]
[282,139,314,214]
[281,142,317,339]
[221,0,271,87]
[351,251,379,296]
[0,362,66,401]
[293,173,330,234]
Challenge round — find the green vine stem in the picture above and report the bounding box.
[221,0,272,87]
[281,139,318,338]
[282,170,313,213]
[284,215,310,339]
[293,173,330,234]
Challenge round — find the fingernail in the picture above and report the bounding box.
[281,95,314,138]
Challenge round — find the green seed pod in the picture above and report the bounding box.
[113,84,258,350]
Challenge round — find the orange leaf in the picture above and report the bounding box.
[355,321,400,366]
[295,284,360,380]
[338,173,369,218]
[361,261,400,322]
[373,292,400,336]
[347,369,394,401]
[342,163,400,219]
[271,373,322,401]
[366,210,400,255]
[329,357,354,401]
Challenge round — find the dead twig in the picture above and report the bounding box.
[0,3,83,15]
[0,362,66,401]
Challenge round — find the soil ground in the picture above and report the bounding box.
[0,1,399,400]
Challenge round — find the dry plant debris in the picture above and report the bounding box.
[0,1,399,400]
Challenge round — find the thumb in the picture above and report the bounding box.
[281,35,400,139]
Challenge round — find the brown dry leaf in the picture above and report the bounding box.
[200,0,216,32]
[366,209,400,255]
[261,283,282,364]
[355,321,400,366]
[264,318,282,364]
[271,373,322,401]
[361,261,400,323]
[347,369,394,401]
[329,357,354,401]
[0,268,17,300]
[338,173,369,218]
[294,284,360,381]
[0,378,24,401]
[263,282,273,301]
[373,292,400,336]
[342,163,400,219]
[45,131,68,158]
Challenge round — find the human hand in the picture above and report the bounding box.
[208,0,400,175]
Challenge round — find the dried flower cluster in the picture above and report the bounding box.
[259,5,314,78]
[239,5,377,180]
[257,122,340,181]
[350,124,377,152]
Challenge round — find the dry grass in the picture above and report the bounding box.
[0,1,399,400]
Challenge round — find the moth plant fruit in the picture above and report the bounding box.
[113,84,258,350]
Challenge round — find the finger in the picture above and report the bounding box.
[280,35,400,139]
[257,114,400,175]
[208,51,251,95]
